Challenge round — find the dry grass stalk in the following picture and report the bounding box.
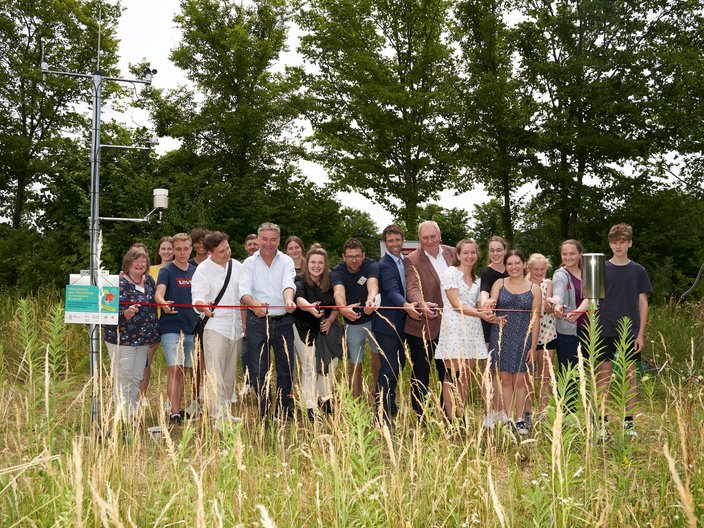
[71,438,85,528]
[662,442,696,528]
[487,465,507,528]
[190,465,207,528]
[256,504,277,528]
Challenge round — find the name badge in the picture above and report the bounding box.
[357,276,367,286]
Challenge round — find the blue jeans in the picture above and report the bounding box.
[374,331,404,416]
[161,332,196,368]
[241,335,250,381]
[246,312,295,419]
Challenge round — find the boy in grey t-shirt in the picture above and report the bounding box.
[598,223,652,438]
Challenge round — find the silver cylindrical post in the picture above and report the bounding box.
[582,253,605,304]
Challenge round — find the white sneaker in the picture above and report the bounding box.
[623,421,638,438]
[482,412,497,428]
[230,391,238,403]
[212,414,242,432]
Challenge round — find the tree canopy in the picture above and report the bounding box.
[0,0,703,302]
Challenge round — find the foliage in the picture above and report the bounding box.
[0,0,121,228]
[512,0,664,240]
[139,0,378,263]
[297,0,461,235]
[395,203,471,247]
[453,0,537,243]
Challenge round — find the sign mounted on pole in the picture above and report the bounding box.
[65,271,119,324]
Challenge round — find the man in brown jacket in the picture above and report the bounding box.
[404,221,456,417]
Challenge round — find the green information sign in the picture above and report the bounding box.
[65,284,119,324]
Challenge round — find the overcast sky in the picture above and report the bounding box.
[115,0,490,230]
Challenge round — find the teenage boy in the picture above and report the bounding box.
[155,233,198,423]
[598,223,652,437]
[189,228,210,267]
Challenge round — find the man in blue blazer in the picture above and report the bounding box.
[372,225,421,422]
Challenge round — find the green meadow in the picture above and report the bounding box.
[0,292,702,527]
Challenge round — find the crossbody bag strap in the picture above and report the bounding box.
[210,259,233,315]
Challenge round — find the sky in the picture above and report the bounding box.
[114,0,490,230]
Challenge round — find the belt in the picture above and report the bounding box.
[265,314,287,321]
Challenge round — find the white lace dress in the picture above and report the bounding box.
[435,267,489,360]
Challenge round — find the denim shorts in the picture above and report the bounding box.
[345,321,379,364]
[161,332,196,368]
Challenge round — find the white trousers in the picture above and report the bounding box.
[203,330,242,420]
[105,342,148,420]
[293,329,337,409]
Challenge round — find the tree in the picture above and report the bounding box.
[297,0,460,235]
[453,0,537,243]
[395,203,471,247]
[0,0,120,228]
[643,1,704,194]
[470,198,506,248]
[512,0,662,240]
[145,0,316,245]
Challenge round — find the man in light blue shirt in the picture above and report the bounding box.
[240,222,297,421]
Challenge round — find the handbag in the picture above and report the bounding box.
[193,259,233,335]
[315,320,343,375]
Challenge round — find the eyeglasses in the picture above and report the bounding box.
[344,254,363,260]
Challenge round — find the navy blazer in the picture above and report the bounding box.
[372,252,407,337]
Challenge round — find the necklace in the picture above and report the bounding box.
[127,273,143,285]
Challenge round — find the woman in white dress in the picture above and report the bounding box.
[435,239,496,421]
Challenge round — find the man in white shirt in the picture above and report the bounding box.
[240,222,297,421]
[191,231,243,426]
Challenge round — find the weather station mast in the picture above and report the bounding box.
[41,11,166,436]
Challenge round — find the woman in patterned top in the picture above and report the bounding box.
[526,253,557,415]
[103,246,159,423]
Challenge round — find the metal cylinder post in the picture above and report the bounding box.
[582,253,606,304]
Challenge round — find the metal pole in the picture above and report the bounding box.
[89,72,103,431]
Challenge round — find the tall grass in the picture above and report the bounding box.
[0,292,702,526]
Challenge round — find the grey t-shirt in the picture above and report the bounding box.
[599,260,652,338]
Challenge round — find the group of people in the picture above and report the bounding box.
[103,220,651,438]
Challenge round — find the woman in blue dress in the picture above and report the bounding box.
[489,250,541,435]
